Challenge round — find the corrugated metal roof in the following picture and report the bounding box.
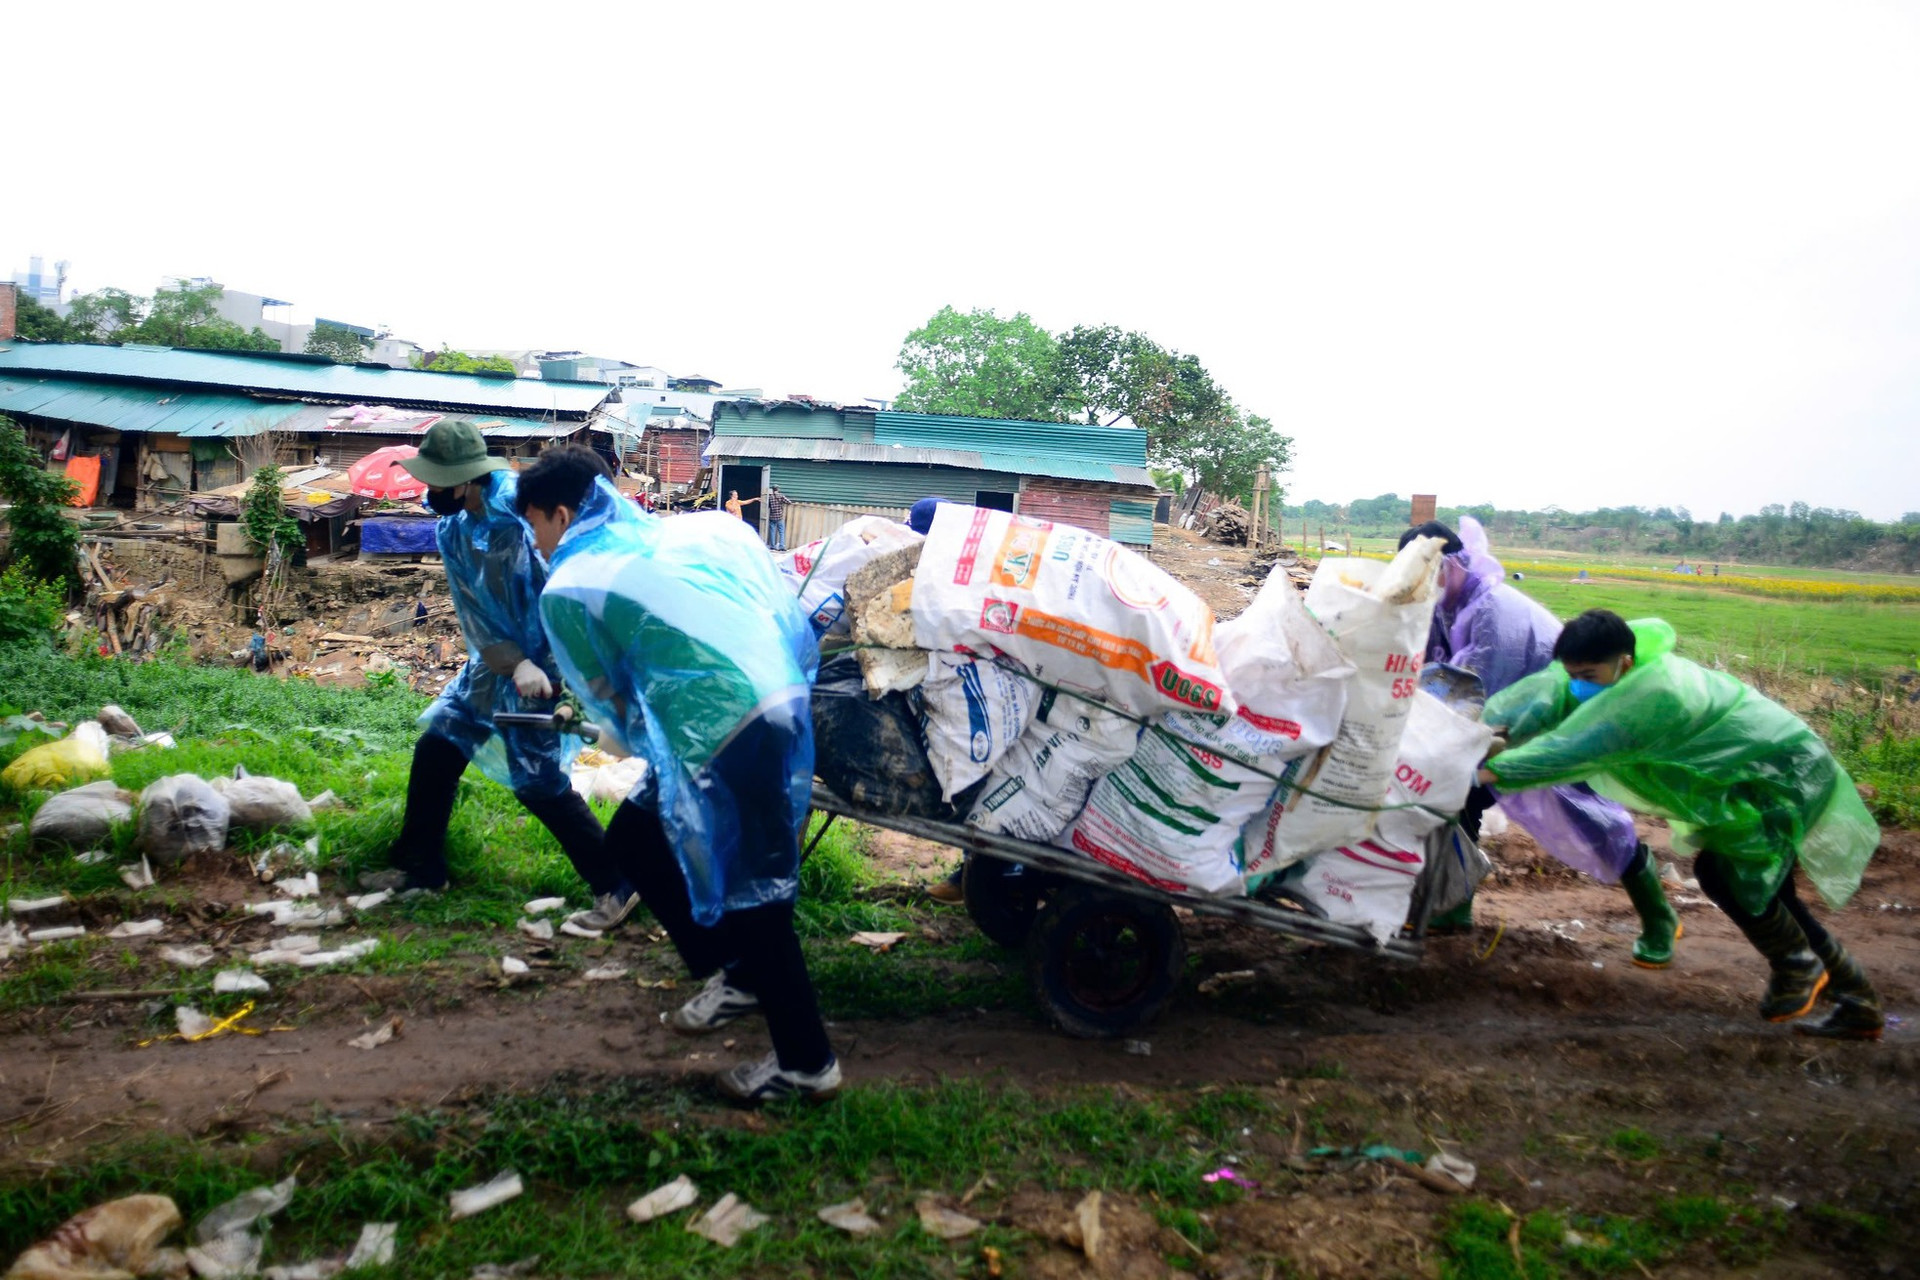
[707,435,1153,488]
[874,410,1147,467]
[0,374,307,436]
[0,343,612,416]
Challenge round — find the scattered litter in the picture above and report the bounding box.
[850,931,907,952]
[344,890,392,911]
[264,1263,339,1280]
[275,872,322,899]
[5,1194,184,1279]
[500,957,530,976]
[626,1175,699,1223]
[196,1177,297,1243]
[297,939,380,968]
[276,905,346,930]
[160,944,217,968]
[583,965,629,981]
[345,1222,397,1270]
[1197,969,1257,996]
[259,933,323,956]
[0,921,24,959]
[636,977,677,990]
[1592,960,1605,969]
[1124,1039,1152,1057]
[1203,1167,1261,1191]
[28,925,87,943]
[916,1198,981,1240]
[7,895,66,913]
[307,790,343,811]
[107,918,165,939]
[468,1259,542,1279]
[818,1198,882,1235]
[1064,1190,1104,1260]
[215,970,272,994]
[523,897,567,915]
[121,856,156,890]
[449,1170,523,1220]
[2,721,112,791]
[560,920,602,939]
[30,780,136,847]
[687,1193,768,1247]
[517,918,555,942]
[97,704,144,738]
[186,1230,263,1278]
[1426,1152,1477,1189]
[75,848,113,865]
[348,1017,403,1051]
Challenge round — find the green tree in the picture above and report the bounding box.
[893,306,1069,421]
[305,323,371,364]
[63,288,142,343]
[1160,410,1291,507]
[411,349,517,376]
[0,416,80,589]
[124,281,278,351]
[11,294,76,342]
[1056,324,1228,455]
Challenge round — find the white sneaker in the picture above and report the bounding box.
[668,971,761,1034]
[569,890,640,932]
[715,1051,842,1104]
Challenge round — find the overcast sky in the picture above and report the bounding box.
[8,2,1918,519]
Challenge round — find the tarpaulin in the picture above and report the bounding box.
[64,454,101,507]
[359,516,441,554]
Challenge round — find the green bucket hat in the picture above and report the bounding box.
[399,419,511,488]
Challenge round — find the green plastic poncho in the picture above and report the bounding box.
[1483,618,1878,913]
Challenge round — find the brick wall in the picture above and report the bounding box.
[0,282,17,342]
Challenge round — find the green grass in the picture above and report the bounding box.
[1510,579,1920,679]
[0,1079,1267,1278]
[1438,1195,1787,1279]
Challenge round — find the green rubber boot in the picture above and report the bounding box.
[1426,899,1475,936]
[1795,938,1884,1041]
[1742,899,1827,1022]
[1620,850,1682,969]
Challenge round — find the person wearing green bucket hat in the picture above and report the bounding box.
[361,422,638,933]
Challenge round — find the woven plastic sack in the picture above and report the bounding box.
[139,774,231,863]
[920,653,1038,801]
[965,692,1140,842]
[776,516,924,637]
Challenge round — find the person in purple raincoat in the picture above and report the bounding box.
[1403,518,1680,968]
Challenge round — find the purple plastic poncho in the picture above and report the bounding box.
[1429,518,1640,881]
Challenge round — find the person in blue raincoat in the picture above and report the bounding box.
[365,422,633,931]
[1404,519,1677,968]
[516,445,840,1105]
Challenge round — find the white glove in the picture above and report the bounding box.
[511,659,554,700]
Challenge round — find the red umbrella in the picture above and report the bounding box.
[348,445,428,500]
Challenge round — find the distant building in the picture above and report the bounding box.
[10,256,66,305]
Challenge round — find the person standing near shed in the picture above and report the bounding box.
[365,421,637,933]
[765,484,790,550]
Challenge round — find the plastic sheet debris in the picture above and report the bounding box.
[1197,969,1257,996]
[915,1198,981,1240]
[468,1260,541,1280]
[500,957,530,976]
[583,965,629,981]
[29,780,135,847]
[74,848,113,865]
[687,1193,768,1248]
[0,921,24,960]
[297,939,379,968]
[307,790,342,812]
[1203,1168,1261,1191]
[449,1171,523,1220]
[626,1175,699,1223]
[1426,1152,1477,1189]
[4,1193,183,1280]
[517,918,554,941]
[166,1004,266,1043]
[106,919,165,939]
[344,890,392,912]
[159,944,217,968]
[1064,1190,1104,1260]
[8,895,67,913]
[195,1177,296,1244]
[817,1198,881,1236]
[348,1017,402,1050]
[97,704,143,738]
[523,897,566,915]
[186,1230,263,1278]
[121,856,155,890]
[275,873,321,899]
[28,925,86,943]
[214,970,272,994]
[139,774,231,863]
[264,934,322,955]
[850,931,907,952]
[250,904,345,930]
[344,1223,396,1271]
[559,921,602,939]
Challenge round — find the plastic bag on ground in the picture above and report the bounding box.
[1243,537,1446,876]
[29,781,135,847]
[212,769,312,831]
[1065,563,1354,893]
[811,654,949,817]
[138,775,231,863]
[776,516,924,637]
[3,722,112,793]
[919,653,1037,801]
[569,755,649,807]
[966,691,1141,841]
[195,1177,296,1244]
[911,505,1234,720]
[4,1194,182,1280]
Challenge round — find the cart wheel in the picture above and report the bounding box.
[1026,886,1186,1038]
[963,855,1047,949]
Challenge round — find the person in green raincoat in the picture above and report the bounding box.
[1478,610,1883,1041]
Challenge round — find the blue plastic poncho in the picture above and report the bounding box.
[1426,518,1639,881]
[1484,618,1880,913]
[418,470,575,798]
[537,477,818,925]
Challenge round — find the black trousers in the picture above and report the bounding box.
[392,732,620,894]
[1694,850,1835,957]
[606,798,834,1073]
